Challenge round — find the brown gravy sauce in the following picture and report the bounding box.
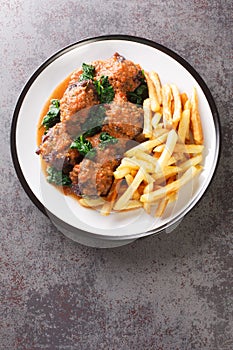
[37,74,71,146]
[37,73,78,198]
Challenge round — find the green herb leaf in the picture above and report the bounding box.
[127,82,148,105]
[94,76,115,103]
[47,167,71,186]
[82,105,106,137]
[79,63,95,81]
[99,132,118,149]
[79,63,114,104]
[70,134,96,159]
[42,99,60,130]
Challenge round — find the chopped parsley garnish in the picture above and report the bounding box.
[70,134,96,159]
[79,62,115,104]
[42,99,60,130]
[47,167,71,186]
[94,75,115,103]
[99,132,118,149]
[127,81,148,105]
[82,105,106,137]
[79,63,95,81]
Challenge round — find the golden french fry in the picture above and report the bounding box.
[125,175,141,200]
[100,179,122,215]
[181,93,188,108]
[155,196,169,217]
[114,167,131,179]
[120,158,139,169]
[170,84,182,127]
[151,112,162,129]
[143,182,154,214]
[121,200,143,210]
[156,129,178,168]
[190,87,203,144]
[100,201,114,216]
[145,72,160,112]
[168,191,177,203]
[152,123,166,136]
[125,132,168,157]
[132,158,154,173]
[130,169,137,177]
[125,173,134,185]
[183,99,191,141]
[152,166,181,181]
[132,191,141,200]
[134,149,158,167]
[79,197,105,208]
[140,166,200,203]
[179,154,203,171]
[143,98,153,138]
[178,109,190,143]
[149,71,162,105]
[162,84,173,128]
[113,169,145,210]
[153,143,204,154]
[184,99,191,110]
[152,126,167,140]
[166,153,185,165]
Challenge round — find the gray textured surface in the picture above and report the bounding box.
[1,0,233,349]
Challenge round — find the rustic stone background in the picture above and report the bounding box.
[1,1,232,349]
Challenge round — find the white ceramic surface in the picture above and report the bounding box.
[12,36,220,247]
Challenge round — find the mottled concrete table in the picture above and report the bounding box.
[1,1,232,349]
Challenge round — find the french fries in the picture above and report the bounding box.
[140,166,200,203]
[190,87,203,144]
[162,84,173,129]
[149,71,162,105]
[170,84,182,128]
[113,168,145,211]
[145,72,160,112]
[156,129,178,169]
[78,70,204,218]
[153,143,204,154]
[143,98,153,138]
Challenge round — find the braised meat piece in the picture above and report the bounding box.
[94,53,143,97]
[60,53,143,121]
[102,101,143,139]
[70,142,124,197]
[60,80,99,121]
[37,122,80,172]
[68,101,143,198]
[37,53,147,198]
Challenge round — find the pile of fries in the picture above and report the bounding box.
[79,70,204,217]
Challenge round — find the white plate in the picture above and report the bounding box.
[11,35,220,242]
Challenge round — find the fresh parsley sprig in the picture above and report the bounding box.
[70,135,96,159]
[127,82,148,105]
[79,63,95,81]
[99,132,118,149]
[93,76,115,103]
[47,167,72,186]
[82,105,106,137]
[79,63,115,104]
[42,99,60,130]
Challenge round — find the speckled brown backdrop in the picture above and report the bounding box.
[1,0,232,349]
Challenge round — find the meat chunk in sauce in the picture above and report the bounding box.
[102,101,143,139]
[37,122,80,172]
[94,52,143,100]
[60,80,99,121]
[38,53,146,198]
[70,141,124,197]
[60,53,143,121]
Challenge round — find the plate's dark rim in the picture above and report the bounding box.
[10,34,221,240]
